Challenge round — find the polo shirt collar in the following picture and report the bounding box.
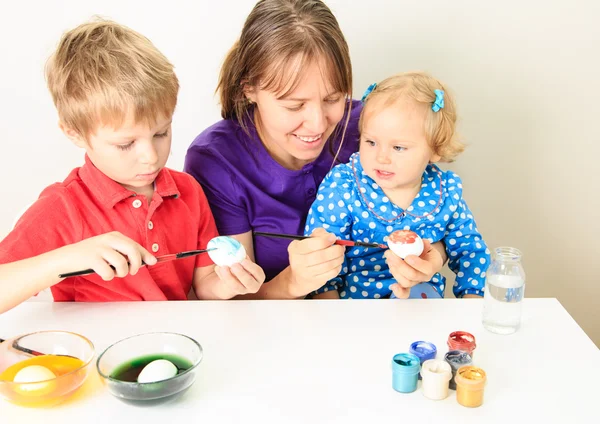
[79,155,180,208]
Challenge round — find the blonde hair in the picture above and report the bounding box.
[218,0,353,132]
[360,72,465,162]
[46,18,179,139]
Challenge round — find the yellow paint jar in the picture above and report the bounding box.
[454,365,486,408]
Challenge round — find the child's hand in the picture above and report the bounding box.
[385,239,443,291]
[63,231,157,280]
[288,228,345,298]
[214,257,266,296]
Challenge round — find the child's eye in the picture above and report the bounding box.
[117,142,134,151]
[325,97,341,105]
[363,139,375,146]
[393,146,406,152]
[154,130,169,138]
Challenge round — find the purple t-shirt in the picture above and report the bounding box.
[184,100,362,280]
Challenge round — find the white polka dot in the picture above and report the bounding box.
[474,267,481,274]
[328,203,335,210]
[330,216,337,222]
[370,192,378,199]
[353,249,360,255]
[340,213,347,219]
[350,286,357,293]
[481,272,486,278]
[376,282,383,289]
[317,206,324,213]
[369,222,376,229]
[334,173,341,178]
[343,193,351,200]
[456,231,463,237]
[361,211,368,219]
[362,271,368,276]
[354,200,361,207]
[471,280,478,286]
[351,265,357,272]
[310,218,314,225]
[362,291,369,297]
[337,200,345,207]
[382,197,389,203]
[364,282,370,287]
[330,182,337,188]
[380,205,387,212]
[476,243,482,249]
[340,291,347,297]
[359,260,365,266]
[317,194,324,201]
[449,239,456,245]
[464,261,471,268]
[374,293,381,299]
[457,272,464,278]
[374,265,381,271]
[322,223,330,229]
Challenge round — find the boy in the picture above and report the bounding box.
[0,19,265,314]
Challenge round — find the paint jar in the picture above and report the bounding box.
[447,331,476,357]
[391,353,420,393]
[455,366,487,408]
[409,341,437,380]
[444,350,473,390]
[420,359,452,400]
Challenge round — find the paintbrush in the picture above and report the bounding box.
[253,231,387,249]
[58,248,216,279]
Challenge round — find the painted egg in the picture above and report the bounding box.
[137,359,178,384]
[13,365,56,383]
[387,230,424,259]
[207,236,247,267]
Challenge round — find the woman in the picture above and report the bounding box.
[184,0,444,299]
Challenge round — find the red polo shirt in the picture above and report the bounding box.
[0,156,218,301]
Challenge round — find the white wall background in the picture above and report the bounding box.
[0,0,598,345]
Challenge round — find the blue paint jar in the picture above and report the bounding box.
[409,341,437,380]
[391,353,421,393]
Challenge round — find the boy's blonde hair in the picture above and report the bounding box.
[46,18,179,139]
[360,72,465,162]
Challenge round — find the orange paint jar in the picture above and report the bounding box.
[455,366,487,408]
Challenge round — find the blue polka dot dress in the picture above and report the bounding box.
[304,152,491,299]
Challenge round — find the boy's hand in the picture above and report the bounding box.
[287,228,345,298]
[63,231,156,280]
[385,239,443,290]
[214,257,265,297]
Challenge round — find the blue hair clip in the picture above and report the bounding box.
[432,89,444,112]
[361,83,377,104]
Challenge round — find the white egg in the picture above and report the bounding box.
[137,359,178,384]
[387,230,424,259]
[207,236,247,267]
[13,365,56,383]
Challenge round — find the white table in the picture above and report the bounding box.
[0,299,597,422]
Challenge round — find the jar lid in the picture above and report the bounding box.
[420,359,452,381]
[447,331,477,350]
[455,366,487,389]
[391,353,421,374]
[409,341,437,361]
[444,350,473,370]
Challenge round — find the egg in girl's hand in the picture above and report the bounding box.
[137,359,178,384]
[387,230,424,259]
[207,236,247,267]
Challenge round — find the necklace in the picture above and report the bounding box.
[351,155,444,223]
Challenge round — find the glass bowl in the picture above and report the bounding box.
[0,330,95,407]
[96,332,202,404]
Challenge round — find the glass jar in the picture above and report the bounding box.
[482,247,526,335]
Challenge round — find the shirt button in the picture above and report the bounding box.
[148,221,154,230]
[151,243,159,252]
[132,199,142,208]
[307,188,315,195]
